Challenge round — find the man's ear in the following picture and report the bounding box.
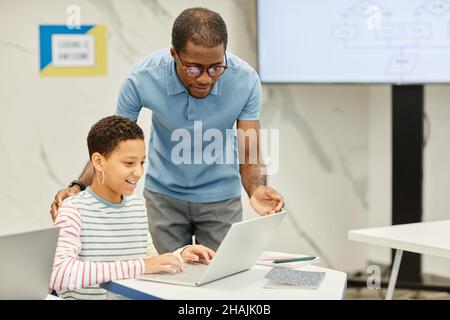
[170,48,176,58]
[91,152,105,172]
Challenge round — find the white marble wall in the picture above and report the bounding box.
[0,0,257,234]
[1,0,449,276]
[423,86,450,277]
[256,84,370,272]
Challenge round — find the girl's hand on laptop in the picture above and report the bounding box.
[143,253,184,274]
[181,245,215,264]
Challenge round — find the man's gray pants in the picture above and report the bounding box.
[143,188,242,253]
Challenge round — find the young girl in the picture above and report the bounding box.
[50,116,214,299]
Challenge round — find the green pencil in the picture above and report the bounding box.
[273,256,317,264]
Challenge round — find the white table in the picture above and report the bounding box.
[103,264,347,300]
[348,220,450,299]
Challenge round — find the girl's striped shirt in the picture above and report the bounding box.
[50,187,161,300]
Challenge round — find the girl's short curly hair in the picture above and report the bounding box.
[87,115,144,159]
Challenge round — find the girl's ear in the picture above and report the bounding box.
[91,152,105,172]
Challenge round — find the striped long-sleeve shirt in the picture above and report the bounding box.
[50,187,174,300]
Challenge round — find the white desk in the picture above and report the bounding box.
[348,220,450,299]
[103,264,347,300]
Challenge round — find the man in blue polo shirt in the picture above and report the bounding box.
[50,7,284,252]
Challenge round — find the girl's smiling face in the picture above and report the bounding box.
[91,139,146,203]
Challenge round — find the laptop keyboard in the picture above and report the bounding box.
[140,262,208,283]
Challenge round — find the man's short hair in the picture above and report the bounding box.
[87,115,144,159]
[172,7,228,52]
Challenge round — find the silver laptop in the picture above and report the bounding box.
[0,227,59,299]
[139,211,287,287]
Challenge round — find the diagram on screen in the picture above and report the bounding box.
[331,0,450,81]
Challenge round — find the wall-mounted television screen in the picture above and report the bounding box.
[257,0,450,83]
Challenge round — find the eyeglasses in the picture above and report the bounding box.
[176,51,228,78]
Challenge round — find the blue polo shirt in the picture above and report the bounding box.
[116,49,261,203]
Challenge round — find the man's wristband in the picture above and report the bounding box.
[68,180,86,191]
